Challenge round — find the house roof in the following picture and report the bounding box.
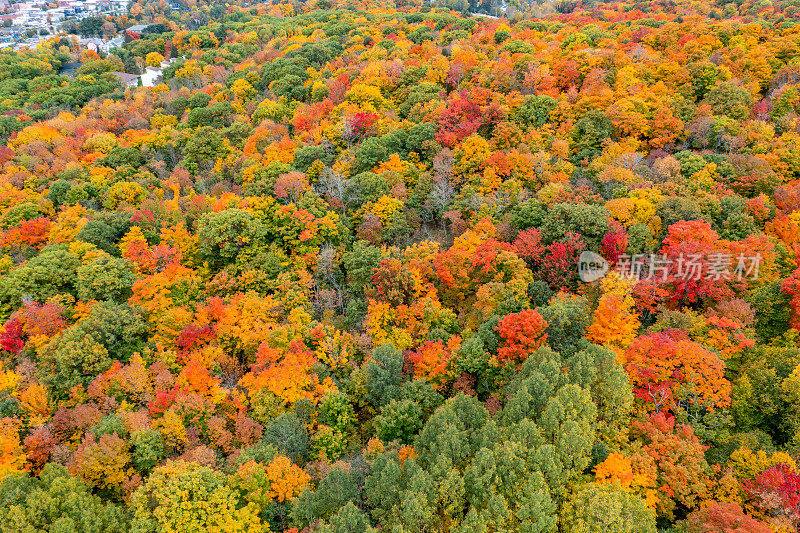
[112,71,139,84]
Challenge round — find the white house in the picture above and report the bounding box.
[140,66,162,87]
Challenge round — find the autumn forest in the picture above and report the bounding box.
[0,0,798,530]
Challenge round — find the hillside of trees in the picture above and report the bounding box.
[0,0,798,531]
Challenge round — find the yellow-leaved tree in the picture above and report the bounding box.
[588,273,641,358]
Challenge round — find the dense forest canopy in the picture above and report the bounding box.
[0,0,798,531]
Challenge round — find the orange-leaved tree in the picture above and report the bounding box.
[494,309,548,366]
[623,329,731,415]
